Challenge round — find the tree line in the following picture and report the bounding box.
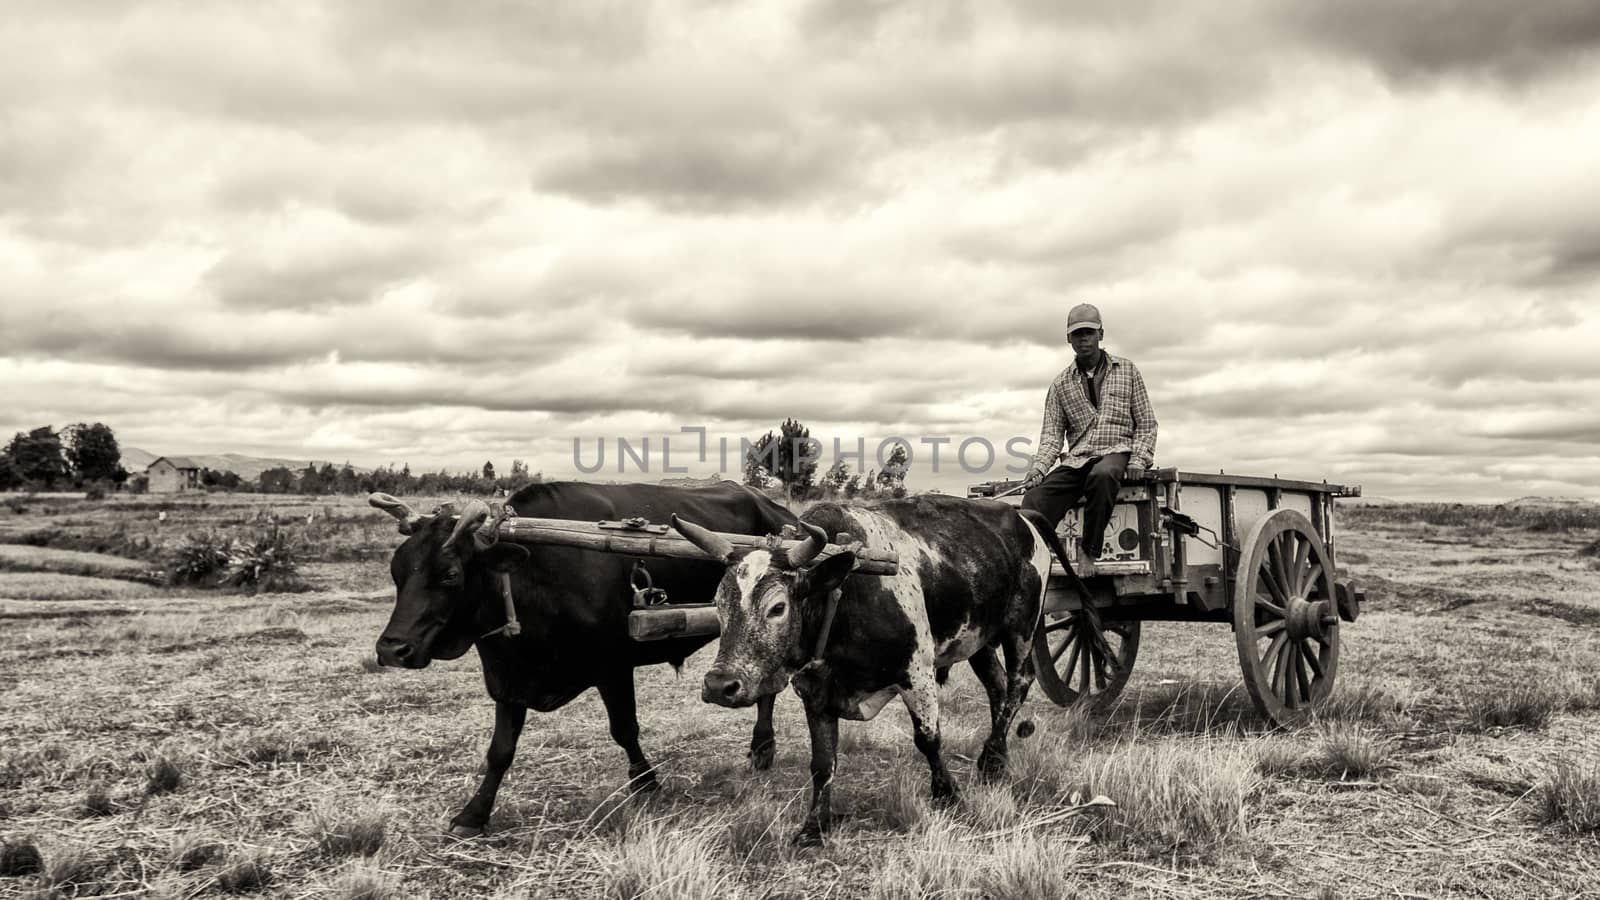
[0,424,127,492]
[2,418,905,499]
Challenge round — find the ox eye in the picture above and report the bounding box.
[766,602,787,619]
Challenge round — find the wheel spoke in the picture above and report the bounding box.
[1293,648,1311,703]
[1079,628,1093,691]
[1259,565,1288,608]
[1063,638,1083,690]
[1304,563,1324,599]
[1051,623,1077,661]
[1291,536,1310,598]
[1256,618,1286,637]
[1261,631,1286,670]
[1301,641,1325,679]
[1269,536,1293,602]
[1269,635,1290,701]
[1255,592,1286,618]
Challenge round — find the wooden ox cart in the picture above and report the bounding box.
[971,467,1364,726]
[485,467,1362,728]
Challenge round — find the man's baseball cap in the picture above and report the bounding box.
[1066,303,1103,335]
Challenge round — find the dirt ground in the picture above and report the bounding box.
[1,493,1598,898]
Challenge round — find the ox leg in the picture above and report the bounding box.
[968,648,1011,780]
[596,669,658,792]
[749,693,777,771]
[450,701,526,837]
[901,681,958,804]
[796,700,839,846]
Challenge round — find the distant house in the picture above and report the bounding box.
[146,457,203,493]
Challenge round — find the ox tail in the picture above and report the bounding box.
[1014,508,1092,740]
[1016,508,1089,604]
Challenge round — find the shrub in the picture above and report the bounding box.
[168,532,231,585]
[219,526,307,592]
[330,863,403,900]
[1535,761,1600,833]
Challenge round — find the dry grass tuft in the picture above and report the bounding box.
[601,819,730,900]
[328,862,403,900]
[214,851,273,894]
[1459,679,1562,731]
[1534,761,1600,834]
[722,795,792,864]
[170,834,224,872]
[869,818,975,900]
[357,653,383,674]
[1079,739,1260,852]
[36,844,103,893]
[0,837,44,877]
[961,781,1020,832]
[309,808,387,858]
[145,755,182,795]
[876,769,931,833]
[1309,723,1394,780]
[81,784,115,817]
[981,830,1086,899]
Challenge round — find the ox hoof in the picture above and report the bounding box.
[446,823,484,839]
[977,753,1009,782]
[626,771,660,794]
[792,829,825,849]
[1015,719,1036,739]
[748,745,776,772]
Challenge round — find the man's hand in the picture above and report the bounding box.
[1126,464,1146,482]
[1021,468,1044,491]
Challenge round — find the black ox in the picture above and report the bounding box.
[370,480,797,837]
[674,494,1080,844]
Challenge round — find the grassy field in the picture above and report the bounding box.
[2,491,1599,898]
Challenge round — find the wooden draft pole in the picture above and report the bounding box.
[494,516,899,576]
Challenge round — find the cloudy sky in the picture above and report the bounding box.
[4,0,1599,501]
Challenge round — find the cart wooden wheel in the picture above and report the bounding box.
[1031,603,1140,712]
[1233,508,1340,726]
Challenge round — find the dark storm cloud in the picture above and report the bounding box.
[1283,0,1600,84]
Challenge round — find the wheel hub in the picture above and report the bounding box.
[1285,596,1335,642]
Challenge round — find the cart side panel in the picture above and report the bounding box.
[1232,488,1313,540]
[1180,485,1224,570]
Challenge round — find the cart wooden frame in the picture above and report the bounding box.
[970,466,1364,726]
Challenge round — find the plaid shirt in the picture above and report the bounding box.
[1031,353,1158,473]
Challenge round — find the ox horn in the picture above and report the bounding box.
[369,492,424,535]
[447,500,492,549]
[671,514,736,563]
[785,521,828,569]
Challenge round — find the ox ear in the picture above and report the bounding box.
[800,551,855,598]
[476,543,528,574]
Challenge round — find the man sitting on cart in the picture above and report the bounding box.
[1020,303,1158,559]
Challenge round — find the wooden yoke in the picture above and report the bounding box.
[493,516,898,575]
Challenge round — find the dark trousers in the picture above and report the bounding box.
[1020,453,1128,559]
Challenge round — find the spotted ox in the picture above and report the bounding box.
[673,494,1080,844]
[370,480,797,837]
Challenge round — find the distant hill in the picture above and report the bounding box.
[1505,496,1598,509]
[122,448,362,482]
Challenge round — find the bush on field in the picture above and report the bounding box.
[164,527,307,592]
[219,526,307,592]
[168,532,231,585]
